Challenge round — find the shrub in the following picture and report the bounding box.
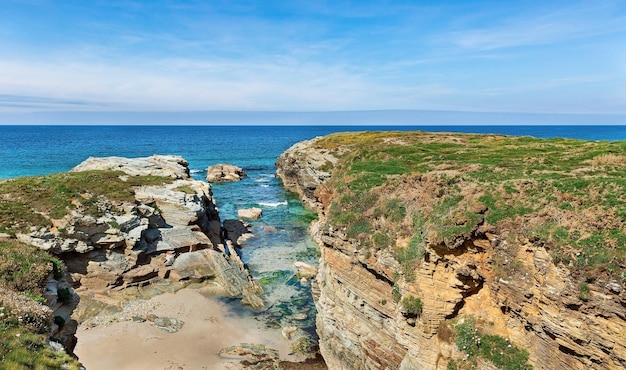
[57,287,72,303]
[401,295,423,316]
[578,283,590,301]
[392,284,401,303]
[53,315,66,327]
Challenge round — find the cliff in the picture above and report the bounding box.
[276,131,626,370]
[0,155,263,363]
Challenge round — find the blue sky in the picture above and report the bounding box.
[1,0,625,121]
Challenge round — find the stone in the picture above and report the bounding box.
[218,343,280,368]
[206,164,247,183]
[150,316,184,333]
[122,265,158,284]
[223,219,254,246]
[238,207,262,220]
[164,251,176,266]
[294,261,318,280]
[606,281,622,294]
[282,326,299,340]
[71,155,190,179]
[169,249,217,282]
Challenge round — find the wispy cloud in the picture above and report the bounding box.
[446,1,626,51]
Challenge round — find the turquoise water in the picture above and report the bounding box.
[2,124,625,342]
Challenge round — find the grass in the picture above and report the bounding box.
[314,131,626,282]
[0,240,81,369]
[449,317,532,370]
[0,170,172,235]
[401,295,423,316]
[0,241,52,295]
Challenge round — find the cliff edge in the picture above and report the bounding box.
[276,131,626,370]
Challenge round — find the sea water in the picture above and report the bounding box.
[1,125,625,341]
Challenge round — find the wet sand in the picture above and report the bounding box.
[74,288,300,370]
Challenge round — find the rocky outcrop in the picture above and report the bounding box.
[275,139,337,210]
[70,154,191,179]
[18,155,264,326]
[276,136,626,370]
[206,163,247,183]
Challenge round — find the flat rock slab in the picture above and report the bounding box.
[71,155,190,179]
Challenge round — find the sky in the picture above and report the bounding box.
[1,0,626,124]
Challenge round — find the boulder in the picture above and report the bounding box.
[223,219,254,246]
[218,343,280,368]
[206,164,247,183]
[238,207,262,220]
[294,261,318,280]
[169,249,218,282]
[71,155,190,179]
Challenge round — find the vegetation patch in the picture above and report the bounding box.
[401,295,422,316]
[0,240,80,369]
[0,170,172,235]
[449,317,532,370]
[315,131,626,282]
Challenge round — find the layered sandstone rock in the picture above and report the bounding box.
[276,136,626,370]
[19,156,264,323]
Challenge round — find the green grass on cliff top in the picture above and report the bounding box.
[315,131,626,282]
[0,240,81,369]
[0,170,172,235]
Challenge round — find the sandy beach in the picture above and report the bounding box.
[74,287,302,370]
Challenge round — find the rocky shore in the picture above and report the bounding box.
[276,132,626,370]
[1,154,322,368]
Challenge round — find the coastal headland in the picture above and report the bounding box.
[276,130,625,369]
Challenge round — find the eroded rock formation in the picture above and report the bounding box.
[12,155,265,353]
[276,134,626,370]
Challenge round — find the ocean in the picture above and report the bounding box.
[2,124,625,341]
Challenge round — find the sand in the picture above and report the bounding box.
[73,288,299,370]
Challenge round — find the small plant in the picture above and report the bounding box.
[53,315,66,327]
[108,219,121,229]
[57,287,73,303]
[578,283,591,301]
[174,185,197,195]
[392,283,401,302]
[452,317,532,370]
[401,295,423,316]
[48,257,64,279]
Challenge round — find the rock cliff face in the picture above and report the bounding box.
[276,133,626,370]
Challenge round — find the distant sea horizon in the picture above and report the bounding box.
[1,124,625,180]
[2,109,626,126]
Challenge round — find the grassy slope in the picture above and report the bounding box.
[314,131,626,283]
[0,170,172,235]
[0,170,174,368]
[0,240,81,369]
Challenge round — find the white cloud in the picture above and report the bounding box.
[446,1,626,51]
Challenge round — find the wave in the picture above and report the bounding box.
[190,169,205,174]
[258,201,288,207]
[254,174,276,182]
